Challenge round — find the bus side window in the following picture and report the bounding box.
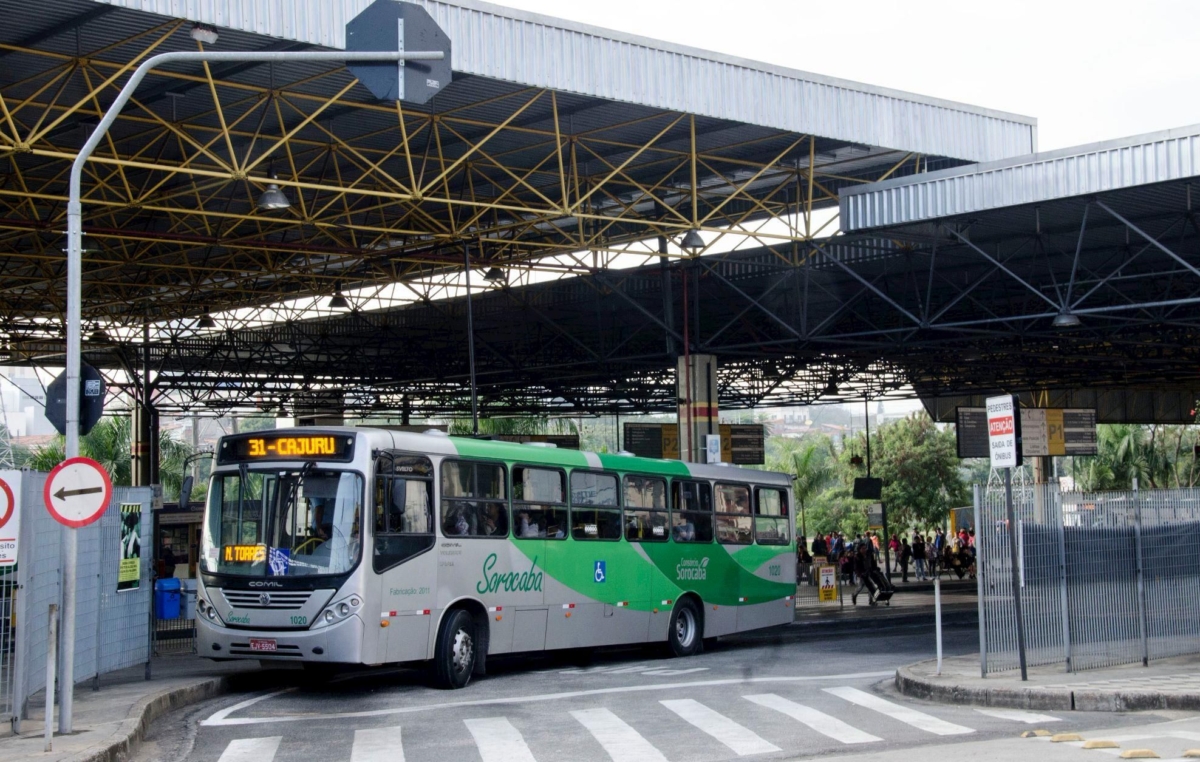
[715,483,752,545]
[513,466,567,539]
[374,454,435,573]
[671,480,713,543]
[754,487,790,545]
[624,475,668,542]
[570,471,621,540]
[440,460,508,538]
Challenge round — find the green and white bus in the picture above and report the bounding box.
[196,427,796,688]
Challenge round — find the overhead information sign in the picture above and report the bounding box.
[622,423,766,464]
[957,407,1097,458]
[44,457,112,528]
[985,395,1020,469]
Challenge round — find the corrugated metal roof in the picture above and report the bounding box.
[90,0,1036,162]
[841,124,1200,231]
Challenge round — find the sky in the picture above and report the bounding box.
[495,0,1200,152]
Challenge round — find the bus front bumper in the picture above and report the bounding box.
[197,614,365,663]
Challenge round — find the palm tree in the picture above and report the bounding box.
[792,441,834,538]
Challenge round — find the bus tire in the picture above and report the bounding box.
[434,608,476,689]
[667,598,702,658]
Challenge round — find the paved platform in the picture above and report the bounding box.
[897,652,1200,712]
[0,656,259,762]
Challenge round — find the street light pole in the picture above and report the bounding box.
[62,46,443,734]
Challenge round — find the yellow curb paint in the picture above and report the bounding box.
[1083,740,1119,749]
[1021,730,1053,738]
[1051,733,1085,743]
[1118,750,1159,759]
[1181,750,1200,758]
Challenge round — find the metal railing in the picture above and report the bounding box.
[153,585,197,656]
[975,483,1200,675]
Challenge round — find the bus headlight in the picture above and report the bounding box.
[313,595,363,629]
[324,610,335,623]
[338,603,350,616]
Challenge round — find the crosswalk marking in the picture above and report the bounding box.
[571,708,669,762]
[351,727,404,762]
[660,699,781,756]
[217,737,282,762]
[823,687,974,736]
[743,694,881,745]
[463,718,538,762]
[974,708,1061,724]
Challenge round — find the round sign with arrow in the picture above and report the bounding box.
[44,457,113,528]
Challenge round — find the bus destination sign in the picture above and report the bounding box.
[218,433,356,464]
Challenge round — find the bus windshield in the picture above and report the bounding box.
[200,468,363,577]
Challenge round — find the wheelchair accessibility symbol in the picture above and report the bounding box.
[594,560,606,583]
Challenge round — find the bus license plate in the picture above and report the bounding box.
[249,638,277,652]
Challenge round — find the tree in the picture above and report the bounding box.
[846,413,968,532]
[790,439,835,537]
[26,416,195,499]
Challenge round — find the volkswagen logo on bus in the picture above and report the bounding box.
[259,593,271,607]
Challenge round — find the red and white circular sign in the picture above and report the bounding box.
[0,477,14,530]
[44,457,112,528]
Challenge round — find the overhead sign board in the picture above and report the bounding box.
[985,395,1021,469]
[0,472,19,566]
[346,0,452,105]
[622,423,765,464]
[956,407,1097,458]
[44,457,113,528]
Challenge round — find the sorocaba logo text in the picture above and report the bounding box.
[477,553,543,594]
[676,557,709,581]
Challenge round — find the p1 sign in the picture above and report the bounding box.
[986,394,1021,468]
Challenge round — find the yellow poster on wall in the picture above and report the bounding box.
[117,502,141,592]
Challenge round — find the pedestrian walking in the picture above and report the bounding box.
[912,533,927,580]
[899,538,911,582]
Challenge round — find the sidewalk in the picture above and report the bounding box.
[791,580,978,632]
[897,652,1200,712]
[0,656,260,762]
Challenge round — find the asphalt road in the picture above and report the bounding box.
[137,624,1178,762]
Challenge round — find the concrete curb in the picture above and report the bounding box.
[71,675,233,762]
[895,660,1200,712]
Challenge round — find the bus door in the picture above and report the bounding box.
[508,465,562,651]
[623,475,668,643]
[562,470,628,647]
[374,454,436,664]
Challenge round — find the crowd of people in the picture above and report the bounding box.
[796,526,977,589]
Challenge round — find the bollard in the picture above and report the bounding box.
[44,603,58,752]
[935,577,943,675]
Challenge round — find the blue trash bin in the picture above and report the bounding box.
[155,577,181,619]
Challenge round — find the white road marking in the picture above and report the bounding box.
[974,708,1061,724]
[201,670,895,726]
[824,687,974,736]
[464,718,537,762]
[572,708,668,762]
[217,737,281,762]
[641,668,709,676]
[743,694,881,744]
[351,727,404,762]
[201,689,297,726]
[660,698,781,756]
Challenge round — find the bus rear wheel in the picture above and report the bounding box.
[434,609,476,689]
[667,599,702,658]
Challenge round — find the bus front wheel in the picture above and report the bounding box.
[434,609,476,689]
[667,599,702,658]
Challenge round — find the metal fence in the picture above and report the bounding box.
[154,584,197,656]
[3,473,153,729]
[975,483,1200,675]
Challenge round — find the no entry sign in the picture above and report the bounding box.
[44,457,112,528]
[0,474,17,565]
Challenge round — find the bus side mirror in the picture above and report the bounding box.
[180,475,194,507]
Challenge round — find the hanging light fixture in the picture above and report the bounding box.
[190,23,219,45]
[483,267,506,283]
[328,284,349,310]
[823,378,838,397]
[197,310,216,329]
[89,326,109,342]
[257,174,291,211]
[680,229,705,253]
[1053,309,1081,329]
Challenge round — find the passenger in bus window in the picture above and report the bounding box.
[673,516,696,542]
[482,503,504,536]
[516,510,540,538]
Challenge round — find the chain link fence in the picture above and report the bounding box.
[975,482,1200,675]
